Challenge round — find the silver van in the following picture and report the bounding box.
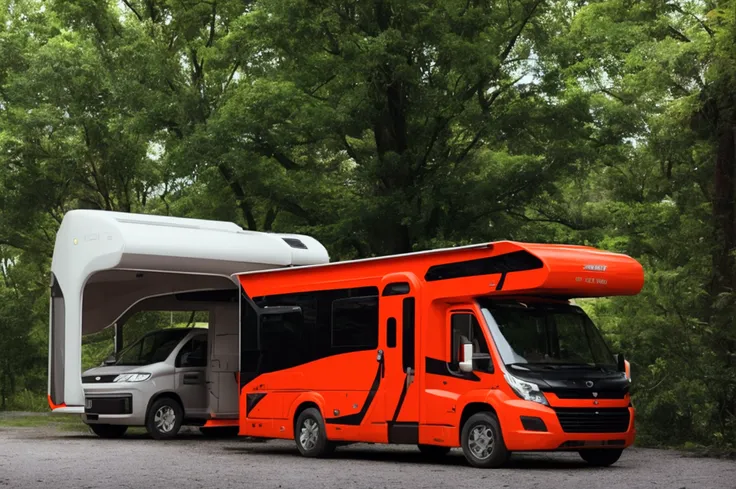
[81,327,236,439]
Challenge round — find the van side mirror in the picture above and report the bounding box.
[459,343,474,373]
[103,355,116,366]
[616,352,625,373]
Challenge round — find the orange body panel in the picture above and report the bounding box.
[236,241,643,452]
[47,394,67,411]
[202,419,239,428]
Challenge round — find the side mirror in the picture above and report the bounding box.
[103,355,116,366]
[616,352,625,372]
[459,343,474,373]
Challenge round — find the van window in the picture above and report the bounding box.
[176,335,208,368]
[450,313,493,373]
[116,329,191,366]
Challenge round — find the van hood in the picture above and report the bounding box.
[507,366,630,398]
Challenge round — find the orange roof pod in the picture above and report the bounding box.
[236,240,644,301]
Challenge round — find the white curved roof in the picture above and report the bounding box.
[51,210,329,282]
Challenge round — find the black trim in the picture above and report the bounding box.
[382,282,411,296]
[183,373,201,385]
[424,250,544,282]
[425,357,480,382]
[387,318,397,348]
[402,298,415,372]
[174,289,238,302]
[387,422,419,444]
[246,393,267,416]
[520,416,548,432]
[282,237,308,249]
[558,439,626,449]
[496,272,507,291]
[390,377,409,423]
[50,273,65,406]
[82,375,118,384]
[326,364,382,426]
[550,388,628,400]
[85,395,132,415]
[554,407,631,433]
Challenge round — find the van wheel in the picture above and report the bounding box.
[418,444,451,458]
[146,397,183,440]
[579,449,623,467]
[199,426,240,438]
[460,412,509,468]
[294,408,335,458]
[89,424,128,439]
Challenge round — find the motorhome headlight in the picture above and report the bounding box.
[113,373,151,383]
[504,372,549,406]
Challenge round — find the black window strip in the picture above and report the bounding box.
[402,298,415,372]
[387,317,397,348]
[424,250,543,282]
[382,282,411,296]
[282,237,308,249]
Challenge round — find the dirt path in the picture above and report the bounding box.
[0,426,734,489]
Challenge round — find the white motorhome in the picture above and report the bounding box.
[48,210,329,438]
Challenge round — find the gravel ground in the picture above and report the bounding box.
[0,426,735,489]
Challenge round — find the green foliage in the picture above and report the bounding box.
[1,0,736,451]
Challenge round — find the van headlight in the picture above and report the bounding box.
[114,373,151,383]
[504,373,549,406]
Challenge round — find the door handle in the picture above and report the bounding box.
[406,367,414,387]
[183,373,201,385]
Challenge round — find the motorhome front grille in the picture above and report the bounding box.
[551,389,628,400]
[554,408,630,433]
[85,396,132,415]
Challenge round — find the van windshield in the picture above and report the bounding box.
[478,300,617,370]
[115,329,191,366]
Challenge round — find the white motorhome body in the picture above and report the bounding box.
[48,209,329,419]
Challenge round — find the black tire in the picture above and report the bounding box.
[145,397,184,440]
[294,407,335,458]
[89,424,128,439]
[199,426,240,438]
[460,412,509,468]
[418,444,451,458]
[579,449,623,467]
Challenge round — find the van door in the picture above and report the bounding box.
[380,275,421,444]
[174,333,208,418]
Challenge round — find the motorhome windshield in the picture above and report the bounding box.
[479,300,617,370]
[115,329,191,366]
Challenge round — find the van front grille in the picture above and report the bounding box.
[554,408,630,433]
[82,375,119,383]
[552,389,627,400]
[85,396,132,415]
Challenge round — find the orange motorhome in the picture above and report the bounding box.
[235,241,644,468]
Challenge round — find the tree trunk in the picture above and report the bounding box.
[711,98,736,429]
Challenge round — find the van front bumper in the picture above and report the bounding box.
[498,400,636,452]
[82,384,150,426]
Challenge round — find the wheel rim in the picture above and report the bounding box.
[154,406,177,433]
[299,418,319,451]
[468,423,494,460]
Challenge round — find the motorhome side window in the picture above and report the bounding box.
[249,287,379,375]
[450,313,493,373]
[331,296,378,348]
[259,311,305,373]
